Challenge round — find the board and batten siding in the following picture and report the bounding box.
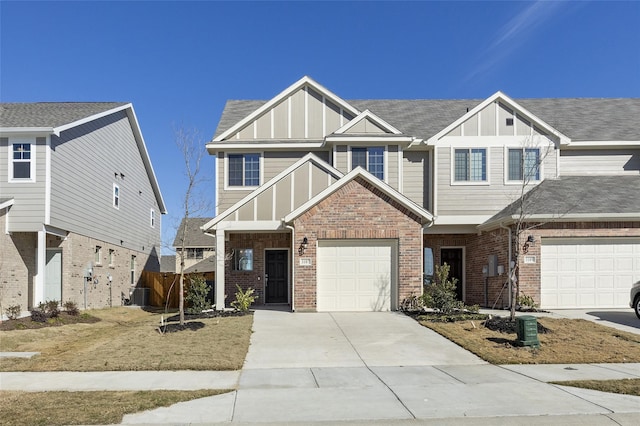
[0,136,47,231]
[436,144,557,216]
[49,111,161,254]
[560,149,640,175]
[216,150,331,213]
[402,150,430,210]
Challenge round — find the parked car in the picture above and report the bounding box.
[631,281,640,319]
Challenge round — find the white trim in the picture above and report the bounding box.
[479,212,640,231]
[113,183,120,209]
[304,86,309,139]
[449,147,490,186]
[45,135,51,224]
[0,127,53,135]
[433,145,438,217]
[431,136,554,147]
[333,109,403,135]
[217,221,283,231]
[207,142,325,150]
[51,103,132,136]
[202,153,344,231]
[348,145,387,183]
[7,137,36,183]
[0,198,14,210]
[503,146,543,185]
[397,145,403,193]
[427,91,570,145]
[564,140,640,148]
[150,208,155,228]
[434,215,493,225]
[326,135,413,143]
[284,167,433,224]
[212,76,360,142]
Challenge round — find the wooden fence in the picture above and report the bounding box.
[139,270,215,308]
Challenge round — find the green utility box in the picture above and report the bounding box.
[515,315,540,348]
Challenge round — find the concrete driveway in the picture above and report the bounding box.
[243,310,485,369]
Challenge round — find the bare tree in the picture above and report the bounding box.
[174,126,208,325]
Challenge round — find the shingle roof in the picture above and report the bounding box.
[173,217,216,247]
[213,98,640,142]
[0,102,128,128]
[485,176,640,224]
[160,255,176,273]
[184,256,216,274]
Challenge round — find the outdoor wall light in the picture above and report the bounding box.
[527,235,535,245]
[298,237,309,256]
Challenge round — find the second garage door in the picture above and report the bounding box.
[541,238,640,309]
[316,239,397,312]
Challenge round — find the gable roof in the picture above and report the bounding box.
[160,255,176,273]
[0,102,167,214]
[480,175,640,230]
[213,97,640,143]
[173,217,216,247]
[284,167,433,225]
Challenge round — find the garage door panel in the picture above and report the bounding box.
[541,238,640,309]
[317,240,396,312]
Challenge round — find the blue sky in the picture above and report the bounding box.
[2,1,639,253]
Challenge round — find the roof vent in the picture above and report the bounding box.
[506,118,514,126]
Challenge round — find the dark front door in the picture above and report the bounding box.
[441,248,463,301]
[265,250,288,303]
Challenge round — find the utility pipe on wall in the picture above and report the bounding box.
[284,223,296,312]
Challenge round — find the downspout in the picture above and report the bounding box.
[499,222,512,308]
[284,223,296,312]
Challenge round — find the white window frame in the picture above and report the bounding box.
[450,147,489,186]
[113,183,120,209]
[8,139,36,183]
[224,152,263,190]
[130,255,136,286]
[108,249,115,267]
[150,208,155,228]
[504,147,542,185]
[349,146,386,181]
[95,246,102,265]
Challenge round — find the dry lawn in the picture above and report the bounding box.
[551,378,640,397]
[0,307,253,371]
[0,390,227,426]
[420,317,640,364]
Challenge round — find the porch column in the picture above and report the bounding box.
[34,229,46,306]
[215,229,226,310]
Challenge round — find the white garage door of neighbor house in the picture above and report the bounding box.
[541,238,640,309]
[316,239,397,312]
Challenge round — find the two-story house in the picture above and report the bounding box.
[0,103,166,314]
[202,76,640,312]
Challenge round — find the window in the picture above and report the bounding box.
[108,249,115,267]
[351,147,384,179]
[508,148,540,181]
[187,248,204,260]
[113,184,120,208]
[233,248,253,271]
[150,209,155,228]
[424,247,434,284]
[454,148,487,182]
[11,143,33,180]
[95,246,102,265]
[228,153,260,187]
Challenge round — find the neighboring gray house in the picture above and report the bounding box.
[202,76,640,312]
[173,217,216,273]
[0,103,166,313]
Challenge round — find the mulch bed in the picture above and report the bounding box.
[158,310,252,333]
[483,316,551,334]
[0,312,101,331]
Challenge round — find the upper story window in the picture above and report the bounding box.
[150,208,155,228]
[186,248,204,260]
[10,142,35,181]
[508,148,540,181]
[95,246,102,265]
[454,148,487,182]
[113,184,120,209]
[351,147,384,180]
[228,153,260,187]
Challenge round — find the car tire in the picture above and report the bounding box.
[635,295,640,320]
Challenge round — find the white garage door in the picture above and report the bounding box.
[541,238,640,309]
[317,239,397,312]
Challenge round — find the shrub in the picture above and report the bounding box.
[30,306,48,323]
[230,285,257,312]
[30,300,60,322]
[517,293,539,310]
[422,263,465,314]
[185,275,211,314]
[45,300,60,318]
[5,304,21,320]
[63,300,80,316]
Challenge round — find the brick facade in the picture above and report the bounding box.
[1,209,157,316]
[293,177,424,311]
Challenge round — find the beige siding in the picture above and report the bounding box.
[290,90,305,139]
[326,101,342,134]
[388,146,399,189]
[480,103,496,136]
[238,203,254,221]
[463,114,478,136]
[0,136,46,231]
[402,150,429,209]
[273,101,288,139]
[516,113,531,136]
[256,112,271,139]
[560,149,640,175]
[335,145,348,172]
[308,88,324,138]
[498,103,514,136]
[312,164,329,196]
[437,145,557,217]
[345,118,387,134]
[293,166,309,208]
[275,175,292,218]
[256,188,274,220]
